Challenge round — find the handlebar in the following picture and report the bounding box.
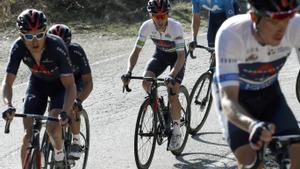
[4,113,59,134]
[122,76,164,93]
[188,45,215,59]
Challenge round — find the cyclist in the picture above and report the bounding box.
[48,24,93,160]
[189,0,240,49]
[213,0,300,168]
[121,0,186,151]
[1,9,76,169]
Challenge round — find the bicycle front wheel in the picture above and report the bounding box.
[134,98,157,169]
[171,85,190,156]
[296,69,300,103]
[189,71,213,135]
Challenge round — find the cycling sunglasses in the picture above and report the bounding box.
[152,13,168,20]
[21,31,46,41]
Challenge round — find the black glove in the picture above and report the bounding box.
[2,106,16,120]
[121,71,132,82]
[59,111,69,123]
[249,121,271,149]
[188,41,197,50]
[164,75,176,86]
[74,98,83,111]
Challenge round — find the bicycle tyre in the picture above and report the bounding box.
[134,98,157,169]
[188,71,213,135]
[171,85,190,156]
[41,132,55,169]
[74,109,90,169]
[25,149,42,169]
[296,69,300,103]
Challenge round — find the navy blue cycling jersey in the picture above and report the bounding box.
[68,42,91,81]
[6,34,73,82]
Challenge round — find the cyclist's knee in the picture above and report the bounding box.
[234,144,258,169]
[142,80,151,92]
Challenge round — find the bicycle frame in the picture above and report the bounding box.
[4,113,58,169]
[125,76,171,136]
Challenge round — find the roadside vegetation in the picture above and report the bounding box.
[0,0,247,37]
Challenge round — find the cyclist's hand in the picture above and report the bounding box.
[249,121,275,150]
[59,111,70,126]
[2,106,16,122]
[164,75,176,87]
[121,71,132,86]
[73,98,83,112]
[188,41,197,51]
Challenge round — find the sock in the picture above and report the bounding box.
[73,134,81,145]
[54,148,64,161]
[173,120,180,126]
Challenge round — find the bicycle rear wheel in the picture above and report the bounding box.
[134,98,157,169]
[189,71,213,135]
[71,109,90,169]
[171,85,190,156]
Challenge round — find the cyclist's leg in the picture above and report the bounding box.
[22,76,48,167]
[268,85,300,168]
[143,51,168,92]
[46,81,65,162]
[207,12,226,48]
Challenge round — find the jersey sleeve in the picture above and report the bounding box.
[215,28,243,89]
[55,43,73,77]
[6,40,23,75]
[224,0,236,17]
[174,22,185,52]
[286,15,300,62]
[76,45,91,75]
[135,21,150,49]
[192,0,201,13]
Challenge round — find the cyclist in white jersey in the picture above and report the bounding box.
[122,0,186,151]
[213,0,300,168]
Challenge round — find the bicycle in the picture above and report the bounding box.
[245,134,300,169]
[123,76,190,169]
[42,109,90,169]
[4,113,58,169]
[187,45,215,135]
[295,69,300,103]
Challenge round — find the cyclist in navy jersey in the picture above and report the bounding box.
[213,0,300,168]
[1,9,76,169]
[48,24,93,160]
[122,0,186,151]
[189,0,240,49]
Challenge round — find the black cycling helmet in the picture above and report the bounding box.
[17,9,47,33]
[248,0,298,14]
[48,24,72,44]
[147,0,171,14]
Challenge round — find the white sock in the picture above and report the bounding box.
[173,120,180,126]
[54,148,64,161]
[73,134,81,145]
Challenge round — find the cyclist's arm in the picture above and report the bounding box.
[78,73,93,102]
[127,47,142,73]
[1,73,16,107]
[220,86,256,133]
[60,75,76,113]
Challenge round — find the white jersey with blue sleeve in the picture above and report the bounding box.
[215,14,300,91]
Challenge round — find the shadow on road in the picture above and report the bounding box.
[173,152,236,169]
[190,132,228,147]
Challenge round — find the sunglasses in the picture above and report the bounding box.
[257,10,296,20]
[21,32,46,41]
[152,13,168,20]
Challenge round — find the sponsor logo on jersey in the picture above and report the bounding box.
[245,54,258,62]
